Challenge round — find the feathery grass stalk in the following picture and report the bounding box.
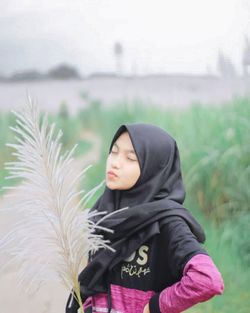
[0,96,123,312]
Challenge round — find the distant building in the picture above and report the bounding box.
[87,72,118,79]
[242,36,250,76]
[217,51,237,78]
[113,42,123,76]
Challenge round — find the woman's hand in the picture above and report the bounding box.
[143,303,150,313]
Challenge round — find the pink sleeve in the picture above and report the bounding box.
[83,296,92,310]
[159,253,224,313]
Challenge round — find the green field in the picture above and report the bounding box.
[0,96,249,312]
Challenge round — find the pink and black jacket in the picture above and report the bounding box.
[83,217,224,313]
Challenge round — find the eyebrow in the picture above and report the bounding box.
[113,142,136,154]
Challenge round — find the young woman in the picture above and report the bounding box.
[66,123,224,313]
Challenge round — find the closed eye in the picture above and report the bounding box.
[127,156,138,161]
[110,150,137,161]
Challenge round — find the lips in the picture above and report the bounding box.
[107,171,118,178]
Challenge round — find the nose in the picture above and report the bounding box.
[110,154,122,169]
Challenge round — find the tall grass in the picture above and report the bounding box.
[0,111,18,191]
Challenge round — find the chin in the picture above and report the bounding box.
[106,179,131,191]
[106,181,117,190]
[107,185,116,190]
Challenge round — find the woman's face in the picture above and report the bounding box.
[105,131,141,190]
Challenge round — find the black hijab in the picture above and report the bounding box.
[77,123,205,300]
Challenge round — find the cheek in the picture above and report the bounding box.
[106,155,111,168]
[127,164,141,181]
[134,166,141,181]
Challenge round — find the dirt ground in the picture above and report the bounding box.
[0,131,101,313]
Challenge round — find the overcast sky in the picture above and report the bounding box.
[1,0,250,76]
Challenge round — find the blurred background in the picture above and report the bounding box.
[0,0,250,312]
